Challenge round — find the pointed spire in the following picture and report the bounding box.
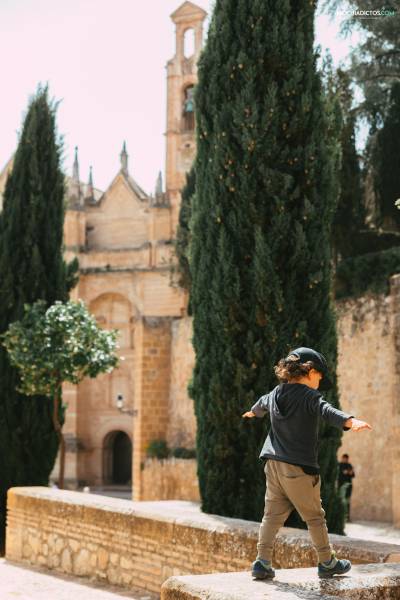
[72,146,80,182]
[120,141,128,175]
[155,171,163,197]
[85,166,94,202]
[71,146,82,207]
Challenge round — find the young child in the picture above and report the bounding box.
[242,347,372,579]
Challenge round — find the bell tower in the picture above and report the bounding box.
[166,1,207,235]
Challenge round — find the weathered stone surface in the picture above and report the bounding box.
[98,548,109,570]
[141,459,199,502]
[6,489,400,595]
[161,564,400,600]
[337,291,396,524]
[61,548,72,572]
[74,549,90,576]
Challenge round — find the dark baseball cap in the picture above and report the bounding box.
[287,347,333,391]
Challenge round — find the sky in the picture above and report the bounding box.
[0,0,360,195]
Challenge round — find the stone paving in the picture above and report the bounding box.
[161,563,400,600]
[0,559,158,600]
[346,520,400,546]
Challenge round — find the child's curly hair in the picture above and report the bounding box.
[274,354,316,383]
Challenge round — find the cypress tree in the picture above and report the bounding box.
[190,0,345,532]
[373,82,400,231]
[332,70,365,260]
[0,86,77,542]
[175,167,195,294]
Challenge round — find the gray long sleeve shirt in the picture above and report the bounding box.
[251,383,352,472]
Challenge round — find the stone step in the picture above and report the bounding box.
[161,563,400,600]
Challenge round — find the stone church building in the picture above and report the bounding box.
[60,1,206,498]
[0,1,204,500]
[2,1,400,525]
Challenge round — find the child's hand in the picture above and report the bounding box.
[345,418,372,431]
[242,411,256,418]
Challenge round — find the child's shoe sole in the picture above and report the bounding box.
[252,569,275,580]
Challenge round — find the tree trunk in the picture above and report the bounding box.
[52,384,65,489]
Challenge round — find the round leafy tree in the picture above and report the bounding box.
[2,300,119,488]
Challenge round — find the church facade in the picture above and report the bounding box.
[0,1,205,499]
[61,1,206,497]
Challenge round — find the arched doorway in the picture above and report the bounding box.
[103,431,132,485]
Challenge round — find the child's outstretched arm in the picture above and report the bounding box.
[242,393,271,418]
[311,395,372,432]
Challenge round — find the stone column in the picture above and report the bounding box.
[132,317,171,500]
[390,274,400,525]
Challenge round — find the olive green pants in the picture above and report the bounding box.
[257,459,332,563]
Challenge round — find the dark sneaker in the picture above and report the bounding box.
[251,558,275,580]
[318,554,352,578]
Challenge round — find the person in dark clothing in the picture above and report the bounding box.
[242,347,372,580]
[338,453,355,521]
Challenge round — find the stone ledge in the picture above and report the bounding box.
[6,488,400,594]
[161,563,400,600]
[7,490,400,567]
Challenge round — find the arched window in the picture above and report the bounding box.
[183,28,195,58]
[183,85,195,131]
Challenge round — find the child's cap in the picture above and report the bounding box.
[287,347,333,391]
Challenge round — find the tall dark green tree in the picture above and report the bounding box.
[332,69,365,260]
[0,86,77,542]
[190,0,345,532]
[175,167,195,294]
[373,82,400,230]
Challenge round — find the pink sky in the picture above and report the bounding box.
[0,0,359,195]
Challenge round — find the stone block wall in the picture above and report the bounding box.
[6,489,400,595]
[336,277,400,523]
[167,316,196,449]
[141,459,200,502]
[133,318,172,500]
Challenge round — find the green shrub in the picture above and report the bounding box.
[146,441,197,460]
[335,246,400,299]
[146,439,169,459]
[171,447,196,459]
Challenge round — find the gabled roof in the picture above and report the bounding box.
[170,1,207,23]
[124,172,148,202]
[93,169,150,208]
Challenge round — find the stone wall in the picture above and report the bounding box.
[6,489,400,595]
[167,316,196,449]
[141,459,200,502]
[336,277,400,523]
[133,317,172,500]
[163,276,400,524]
